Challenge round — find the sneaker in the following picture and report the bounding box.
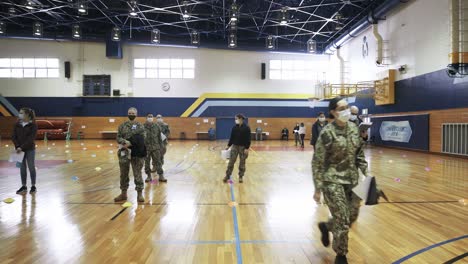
[335,255,348,264]
[145,177,152,183]
[16,186,27,195]
[239,177,243,183]
[30,186,37,194]
[318,222,330,247]
[223,176,229,183]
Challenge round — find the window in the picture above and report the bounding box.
[269,60,322,81]
[0,58,60,78]
[134,58,195,79]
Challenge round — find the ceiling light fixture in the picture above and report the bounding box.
[77,1,87,15]
[307,38,316,53]
[280,7,288,25]
[191,30,199,45]
[228,32,237,48]
[151,29,160,43]
[26,1,35,10]
[266,35,275,50]
[230,2,239,22]
[0,22,5,34]
[112,27,121,41]
[129,1,138,17]
[181,1,190,20]
[33,21,42,37]
[72,24,81,39]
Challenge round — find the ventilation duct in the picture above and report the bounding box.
[324,0,408,54]
[373,24,384,65]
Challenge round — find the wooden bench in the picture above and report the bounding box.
[100,131,118,139]
[196,132,210,140]
[251,132,269,140]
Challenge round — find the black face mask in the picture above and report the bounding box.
[128,115,136,121]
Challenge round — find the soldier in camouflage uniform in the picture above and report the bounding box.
[156,114,170,167]
[144,113,166,183]
[114,107,146,203]
[312,97,368,264]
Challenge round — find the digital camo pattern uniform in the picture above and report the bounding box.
[117,121,146,191]
[158,121,170,165]
[144,122,164,176]
[312,122,368,256]
[225,145,249,178]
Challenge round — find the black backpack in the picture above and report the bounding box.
[129,134,147,158]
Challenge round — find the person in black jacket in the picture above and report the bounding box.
[12,108,38,195]
[310,112,328,148]
[293,123,300,146]
[223,114,251,183]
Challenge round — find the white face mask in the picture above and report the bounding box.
[235,119,240,125]
[157,118,162,122]
[349,114,358,121]
[337,109,351,122]
[18,113,24,120]
[318,117,326,122]
[147,118,153,122]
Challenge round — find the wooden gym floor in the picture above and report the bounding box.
[0,139,467,264]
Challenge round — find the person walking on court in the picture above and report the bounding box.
[298,122,306,148]
[311,112,328,149]
[311,112,329,202]
[293,123,300,146]
[144,113,166,183]
[114,107,146,203]
[350,105,368,141]
[223,114,251,183]
[12,107,38,195]
[312,97,369,264]
[156,114,170,167]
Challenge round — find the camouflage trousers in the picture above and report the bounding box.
[322,183,361,256]
[161,143,167,165]
[145,149,163,176]
[118,155,145,191]
[225,145,249,178]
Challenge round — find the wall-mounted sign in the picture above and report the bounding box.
[379,121,412,143]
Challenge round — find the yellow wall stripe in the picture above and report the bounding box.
[180,93,312,117]
[0,105,12,116]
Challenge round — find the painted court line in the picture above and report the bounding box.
[110,207,127,221]
[392,235,468,264]
[230,182,243,264]
[442,252,468,264]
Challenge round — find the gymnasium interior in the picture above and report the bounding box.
[0,0,467,263]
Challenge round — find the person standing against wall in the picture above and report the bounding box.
[312,97,369,264]
[12,108,38,195]
[298,123,306,148]
[114,107,146,203]
[223,114,251,183]
[293,123,300,146]
[144,113,164,183]
[156,114,170,181]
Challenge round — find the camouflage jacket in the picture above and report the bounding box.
[312,121,368,190]
[158,121,170,143]
[144,122,163,151]
[117,120,145,146]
